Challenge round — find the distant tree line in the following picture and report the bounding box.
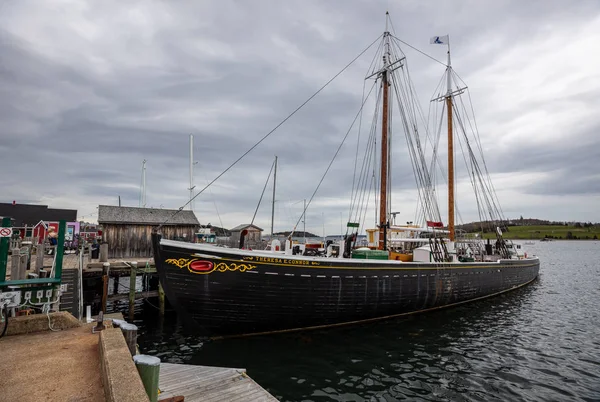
[457,217,599,234]
[272,231,319,238]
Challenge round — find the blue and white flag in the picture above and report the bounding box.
[430,35,449,45]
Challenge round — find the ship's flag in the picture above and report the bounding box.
[430,35,449,45]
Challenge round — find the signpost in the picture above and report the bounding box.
[0,218,11,282]
[0,228,13,238]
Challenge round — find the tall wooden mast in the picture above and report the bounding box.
[446,46,455,241]
[378,29,390,250]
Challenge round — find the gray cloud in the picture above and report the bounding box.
[1,0,600,233]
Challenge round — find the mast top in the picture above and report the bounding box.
[445,38,452,96]
[385,11,389,32]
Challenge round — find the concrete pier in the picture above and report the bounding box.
[0,316,107,401]
[0,312,279,402]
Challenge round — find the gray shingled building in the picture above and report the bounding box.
[229,223,263,248]
[98,205,200,258]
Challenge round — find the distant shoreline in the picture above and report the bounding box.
[476,224,599,241]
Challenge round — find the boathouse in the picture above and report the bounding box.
[230,223,263,248]
[97,205,200,258]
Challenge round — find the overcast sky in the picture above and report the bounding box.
[2,0,599,234]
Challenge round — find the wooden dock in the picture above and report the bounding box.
[159,362,278,402]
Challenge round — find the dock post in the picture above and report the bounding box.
[101,262,110,313]
[112,275,119,294]
[129,262,137,321]
[35,241,45,274]
[120,322,139,356]
[158,282,165,316]
[133,355,161,402]
[99,243,108,262]
[11,248,23,280]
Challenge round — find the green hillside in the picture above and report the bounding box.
[481,225,600,240]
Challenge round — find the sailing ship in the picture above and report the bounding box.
[151,17,540,337]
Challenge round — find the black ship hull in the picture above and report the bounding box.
[152,234,539,337]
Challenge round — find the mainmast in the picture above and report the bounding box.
[445,45,455,241]
[378,23,391,250]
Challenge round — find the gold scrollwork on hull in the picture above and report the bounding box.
[165,258,256,275]
[165,258,195,270]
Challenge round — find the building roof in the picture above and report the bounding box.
[0,203,77,227]
[230,223,264,232]
[98,205,200,225]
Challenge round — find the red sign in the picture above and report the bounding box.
[0,228,13,237]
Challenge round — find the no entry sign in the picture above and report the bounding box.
[0,228,13,237]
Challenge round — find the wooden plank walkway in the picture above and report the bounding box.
[159,362,278,402]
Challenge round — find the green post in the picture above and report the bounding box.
[0,217,11,282]
[133,355,160,402]
[54,220,66,280]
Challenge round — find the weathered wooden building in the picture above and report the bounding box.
[229,224,263,248]
[98,205,200,258]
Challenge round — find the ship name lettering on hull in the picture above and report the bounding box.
[245,256,316,266]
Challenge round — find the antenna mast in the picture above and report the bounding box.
[189,134,196,211]
[140,160,147,208]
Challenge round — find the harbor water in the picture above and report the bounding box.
[115,241,600,401]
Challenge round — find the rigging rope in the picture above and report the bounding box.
[289,80,378,240]
[390,34,447,67]
[250,158,276,226]
[157,33,384,229]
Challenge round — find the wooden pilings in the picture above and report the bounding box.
[35,242,45,274]
[101,262,110,313]
[120,322,139,356]
[129,262,137,321]
[86,259,165,319]
[99,243,108,262]
[158,282,165,316]
[11,248,25,280]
